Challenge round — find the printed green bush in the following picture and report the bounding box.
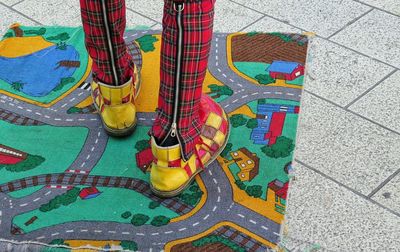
[261,136,294,158]
[2,154,45,172]
[39,187,80,212]
[150,215,170,227]
[131,214,149,226]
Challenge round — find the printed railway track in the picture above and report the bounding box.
[0,173,193,216]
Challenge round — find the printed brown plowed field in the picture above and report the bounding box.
[170,241,234,252]
[231,33,308,65]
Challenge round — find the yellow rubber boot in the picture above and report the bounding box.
[91,65,141,137]
[150,94,230,198]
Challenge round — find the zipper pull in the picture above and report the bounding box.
[173,2,184,12]
[170,122,177,137]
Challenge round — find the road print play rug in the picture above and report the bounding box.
[0,23,308,252]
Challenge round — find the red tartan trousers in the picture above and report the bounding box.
[79,0,216,160]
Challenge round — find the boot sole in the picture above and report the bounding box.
[150,110,231,198]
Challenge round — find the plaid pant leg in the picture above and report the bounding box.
[150,0,216,160]
[79,0,134,86]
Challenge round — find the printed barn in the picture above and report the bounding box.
[268,60,304,81]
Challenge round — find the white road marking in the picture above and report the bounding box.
[237,84,243,87]
[229,78,234,83]
[91,147,95,152]
[45,191,51,196]
[208,170,213,176]
[136,233,145,236]
[275,91,283,95]
[217,68,221,72]
[232,99,238,103]
[273,232,280,236]
[217,186,221,193]
[54,118,61,121]
[108,231,116,234]
[122,232,130,235]
[61,103,68,108]
[217,196,221,202]
[203,214,210,220]
[287,93,294,96]
[222,73,227,78]
[179,228,187,232]
[66,119,73,122]
[261,225,269,231]
[192,222,199,226]
[36,236,45,240]
[151,233,159,236]
[94,230,102,233]
[241,95,248,98]
[33,197,41,202]
[164,231,173,234]
[213,178,218,184]
[51,232,59,236]
[237,214,245,218]
[86,154,91,160]
[212,205,217,212]
[251,92,259,96]
[80,162,86,168]
[249,219,257,224]
[19,203,28,207]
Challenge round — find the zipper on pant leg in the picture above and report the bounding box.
[100,0,119,86]
[160,2,186,160]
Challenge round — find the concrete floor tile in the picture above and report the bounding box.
[285,162,400,251]
[125,10,157,28]
[213,0,263,32]
[0,4,38,35]
[126,0,162,23]
[349,71,400,133]
[232,0,371,37]
[331,9,400,69]
[13,0,81,26]
[1,0,23,6]
[371,172,400,214]
[358,0,400,16]
[127,0,263,33]
[305,38,394,106]
[295,92,400,195]
[242,16,302,33]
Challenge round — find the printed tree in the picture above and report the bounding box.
[246,118,258,129]
[220,143,232,158]
[2,154,45,172]
[121,211,132,219]
[135,139,150,152]
[149,201,161,209]
[120,240,138,251]
[47,32,70,41]
[131,214,149,226]
[10,82,24,92]
[53,77,75,92]
[255,74,275,85]
[136,35,158,52]
[261,136,294,158]
[207,84,233,99]
[39,187,80,212]
[230,114,247,128]
[151,215,170,227]
[245,185,263,198]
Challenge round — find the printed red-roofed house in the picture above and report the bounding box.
[267,179,289,214]
[264,112,285,145]
[135,148,153,173]
[79,187,101,200]
[0,144,27,165]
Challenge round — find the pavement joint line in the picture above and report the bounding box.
[295,158,400,218]
[327,8,373,39]
[228,0,399,71]
[238,14,267,32]
[353,0,400,19]
[304,89,400,137]
[0,2,43,26]
[344,69,398,109]
[125,7,161,25]
[367,168,400,198]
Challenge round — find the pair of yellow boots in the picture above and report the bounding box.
[91,67,230,198]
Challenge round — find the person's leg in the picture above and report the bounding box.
[149,0,230,197]
[80,0,140,136]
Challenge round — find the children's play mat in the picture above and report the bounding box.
[0,24,309,251]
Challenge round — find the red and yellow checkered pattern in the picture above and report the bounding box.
[150,94,229,197]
